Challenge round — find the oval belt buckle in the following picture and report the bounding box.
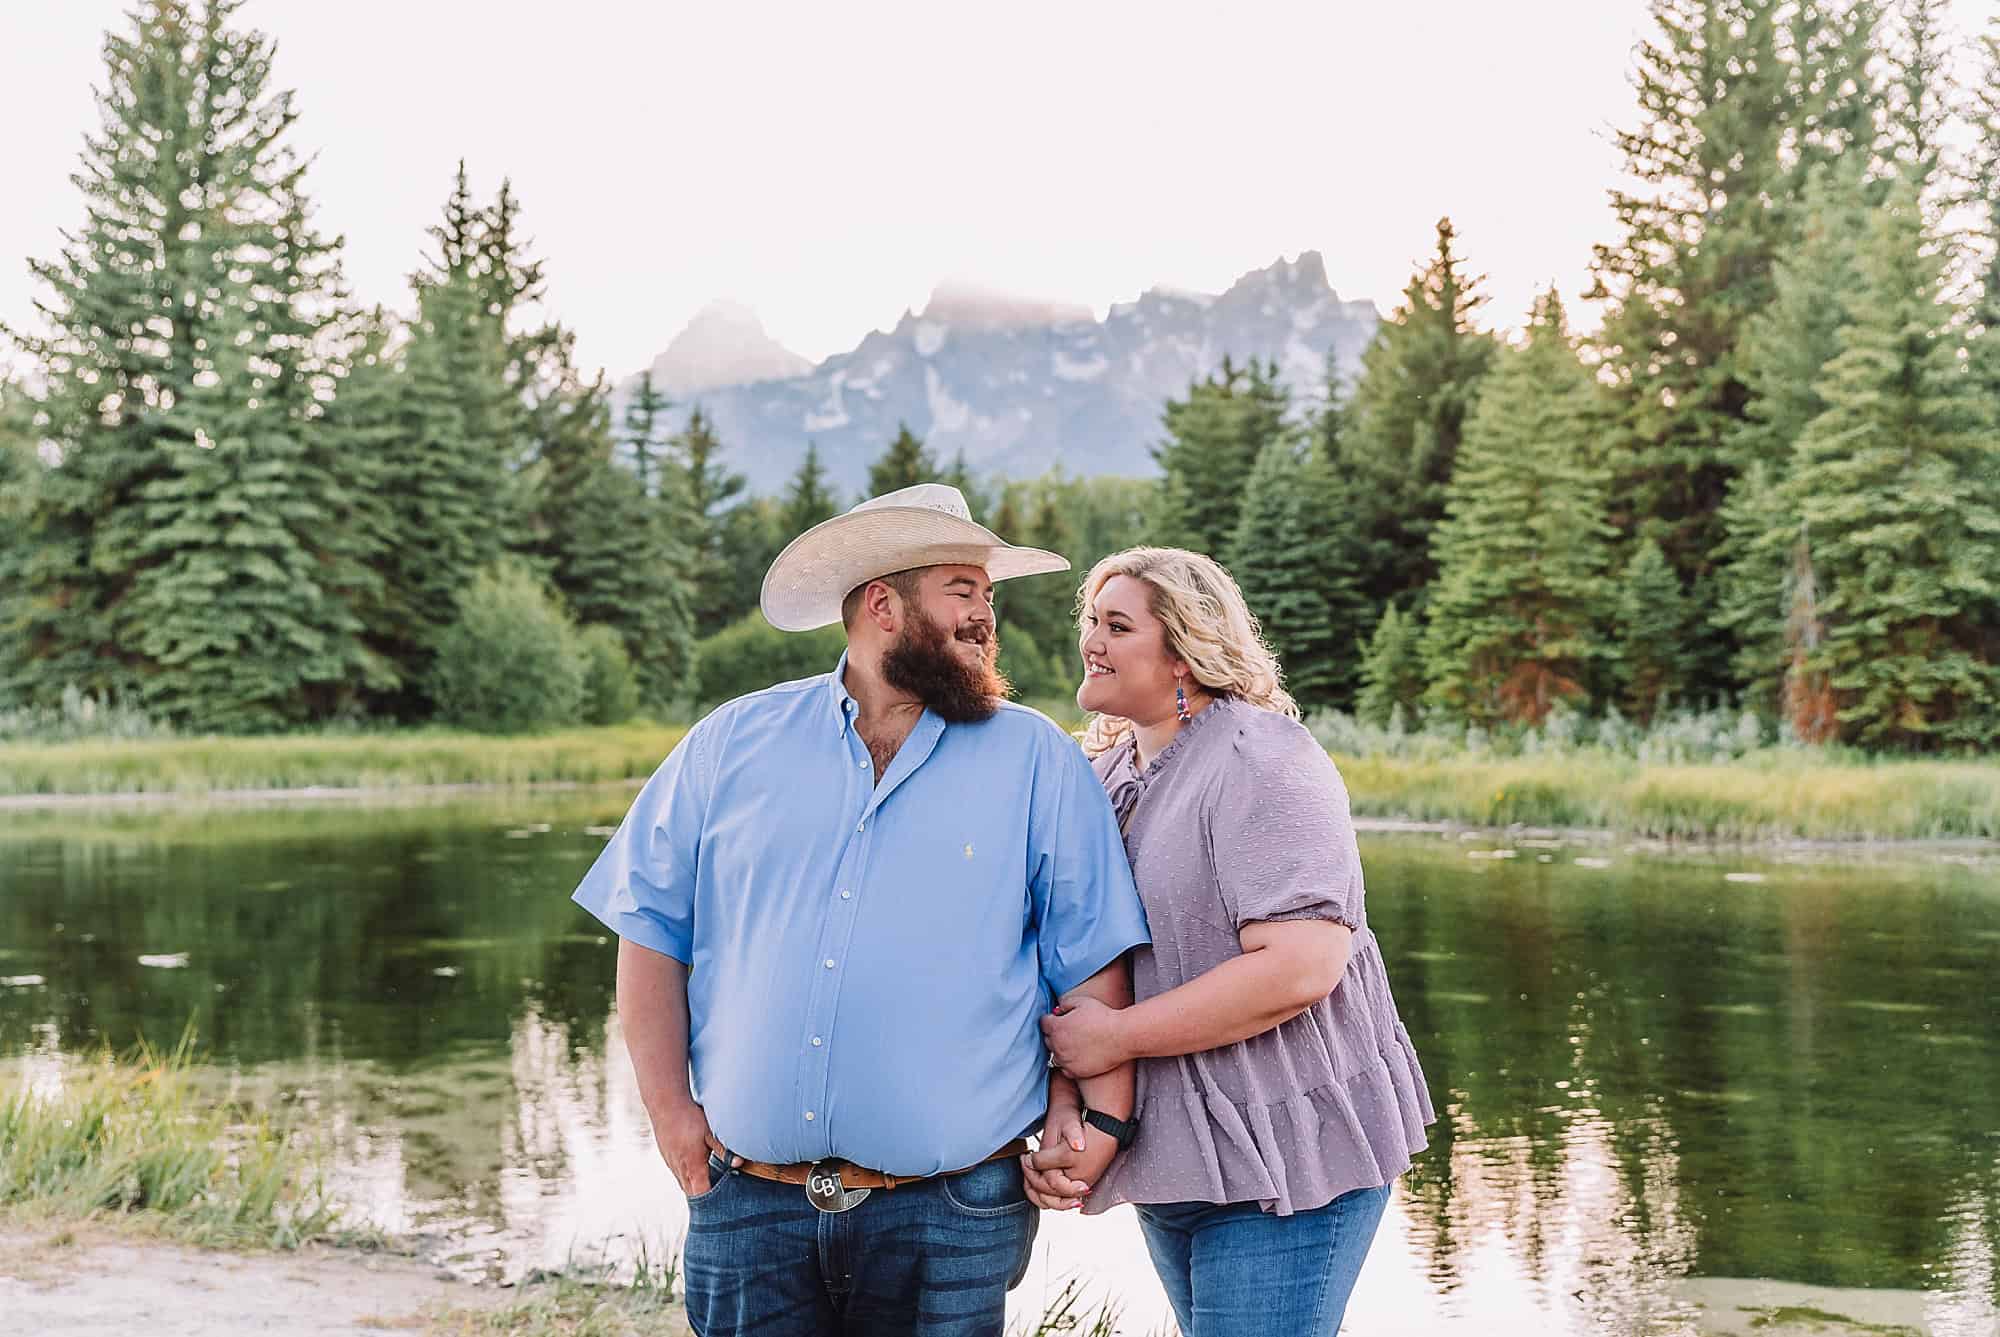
[806,1159,871,1214]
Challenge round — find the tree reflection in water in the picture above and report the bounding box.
[1,800,1995,1330]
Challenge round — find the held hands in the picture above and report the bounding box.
[652,1099,734,1198]
[1039,996,1129,1080]
[1021,1103,1115,1211]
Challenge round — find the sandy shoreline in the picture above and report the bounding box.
[0,1220,1973,1336]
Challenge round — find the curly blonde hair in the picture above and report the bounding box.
[1075,547,1298,757]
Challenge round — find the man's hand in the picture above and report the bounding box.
[652,1098,729,1197]
[1040,995,1129,1080]
[1022,1128,1117,1211]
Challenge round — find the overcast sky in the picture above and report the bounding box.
[4,1,1998,379]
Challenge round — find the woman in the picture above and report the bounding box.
[1026,547,1434,1336]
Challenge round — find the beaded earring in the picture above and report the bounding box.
[1175,680,1190,724]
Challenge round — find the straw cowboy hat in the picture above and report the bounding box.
[760,483,1070,632]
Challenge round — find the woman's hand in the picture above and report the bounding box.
[1021,1127,1117,1211]
[1040,997,1130,1080]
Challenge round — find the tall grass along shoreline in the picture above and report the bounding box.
[1,716,1995,842]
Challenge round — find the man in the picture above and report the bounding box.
[571,484,1149,1337]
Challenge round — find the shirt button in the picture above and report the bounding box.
[858,758,868,769]
[804,1110,815,1121]
[856,821,865,833]
[839,890,851,900]
[824,958,836,969]
[811,1036,823,1047]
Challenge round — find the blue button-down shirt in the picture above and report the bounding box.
[571,655,1149,1177]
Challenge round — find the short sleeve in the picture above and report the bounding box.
[1029,734,1151,998]
[569,722,714,964]
[1207,722,1362,932]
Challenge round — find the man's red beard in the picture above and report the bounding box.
[880,606,1010,723]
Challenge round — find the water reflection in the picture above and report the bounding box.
[1,798,1996,1332]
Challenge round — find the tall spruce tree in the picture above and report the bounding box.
[1356,602,1426,727]
[3,0,388,727]
[1150,357,1290,556]
[779,443,841,536]
[672,407,749,636]
[1228,437,1366,711]
[1422,293,1617,726]
[1879,0,1953,197]
[1614,538,1693,723]
[1588,0,1883,696]
[620,369,674,496]
[868,421,940,496]
[350,266,510,712]
[527,377,694,710]
[1335,220,1496,611]
[1716,160,1868,705]
[1765,185,2000,748]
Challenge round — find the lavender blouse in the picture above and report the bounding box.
[1082,698,1435,1217]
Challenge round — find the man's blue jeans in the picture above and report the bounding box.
[681,1153,1039,1337]
[1135,1184,1392,1337]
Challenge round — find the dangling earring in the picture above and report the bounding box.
[1175,680,1191,724]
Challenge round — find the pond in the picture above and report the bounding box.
[1,792,1996,1334]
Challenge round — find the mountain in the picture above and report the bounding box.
[624,253,1377,494]
[642,299,812,396]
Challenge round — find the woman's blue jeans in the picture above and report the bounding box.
[1135,1184,1392,1337]
[681,1153,1038,1337]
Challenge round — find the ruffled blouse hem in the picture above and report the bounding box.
[1084,1030,1436,1219]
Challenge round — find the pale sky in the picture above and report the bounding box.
[4,1,1998,380]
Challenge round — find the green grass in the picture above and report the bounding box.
[0,1033,343,1249]
[0,723,686,798]
[1335,751,2000,841]
[428,1252,689,1337]
[4,715,1996,843]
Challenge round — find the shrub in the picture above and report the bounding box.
[693,613,846,706]
[431,562,586,733]
[0,684,174,743]
[578,625,642,726]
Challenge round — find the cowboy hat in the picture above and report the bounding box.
[760,483,1070,632]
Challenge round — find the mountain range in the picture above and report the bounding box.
[621,252,1379,494]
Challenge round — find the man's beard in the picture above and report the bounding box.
[881,608,1010,723]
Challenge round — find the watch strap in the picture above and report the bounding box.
[1082,1108,1140,1150]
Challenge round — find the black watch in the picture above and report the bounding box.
[1082,1108,1140,1150]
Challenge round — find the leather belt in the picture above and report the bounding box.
[734,1138,1029,1212]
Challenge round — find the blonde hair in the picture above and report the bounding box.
[1075,547,1299,757]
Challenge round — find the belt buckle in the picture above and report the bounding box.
[805,1159,872,1214]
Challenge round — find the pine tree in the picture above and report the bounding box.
[779,442,841,537]
[1228,438,1367,711]
[1356,602,1426,727]
[1879,0,1953,197]
[620,370,674,496]
[1615,539,1693,723]
[672,408,749,636]
[1767,185,2000,748]
[1588,0,1883,696]
[345,275,510,712]
[1422,292,1617,726]
[528,381,695,710]
[868,421,940,496]
[1000,489,1081,699]
[1716,160,1868,704]
[1150,357,1290,556]
[3,0,388,727]
[1335,219,1496,609]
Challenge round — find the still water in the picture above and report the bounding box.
[1,792,1996,1334]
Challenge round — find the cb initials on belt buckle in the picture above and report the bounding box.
[805,1158,871,1213]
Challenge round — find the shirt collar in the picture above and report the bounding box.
[828,649,860,736]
